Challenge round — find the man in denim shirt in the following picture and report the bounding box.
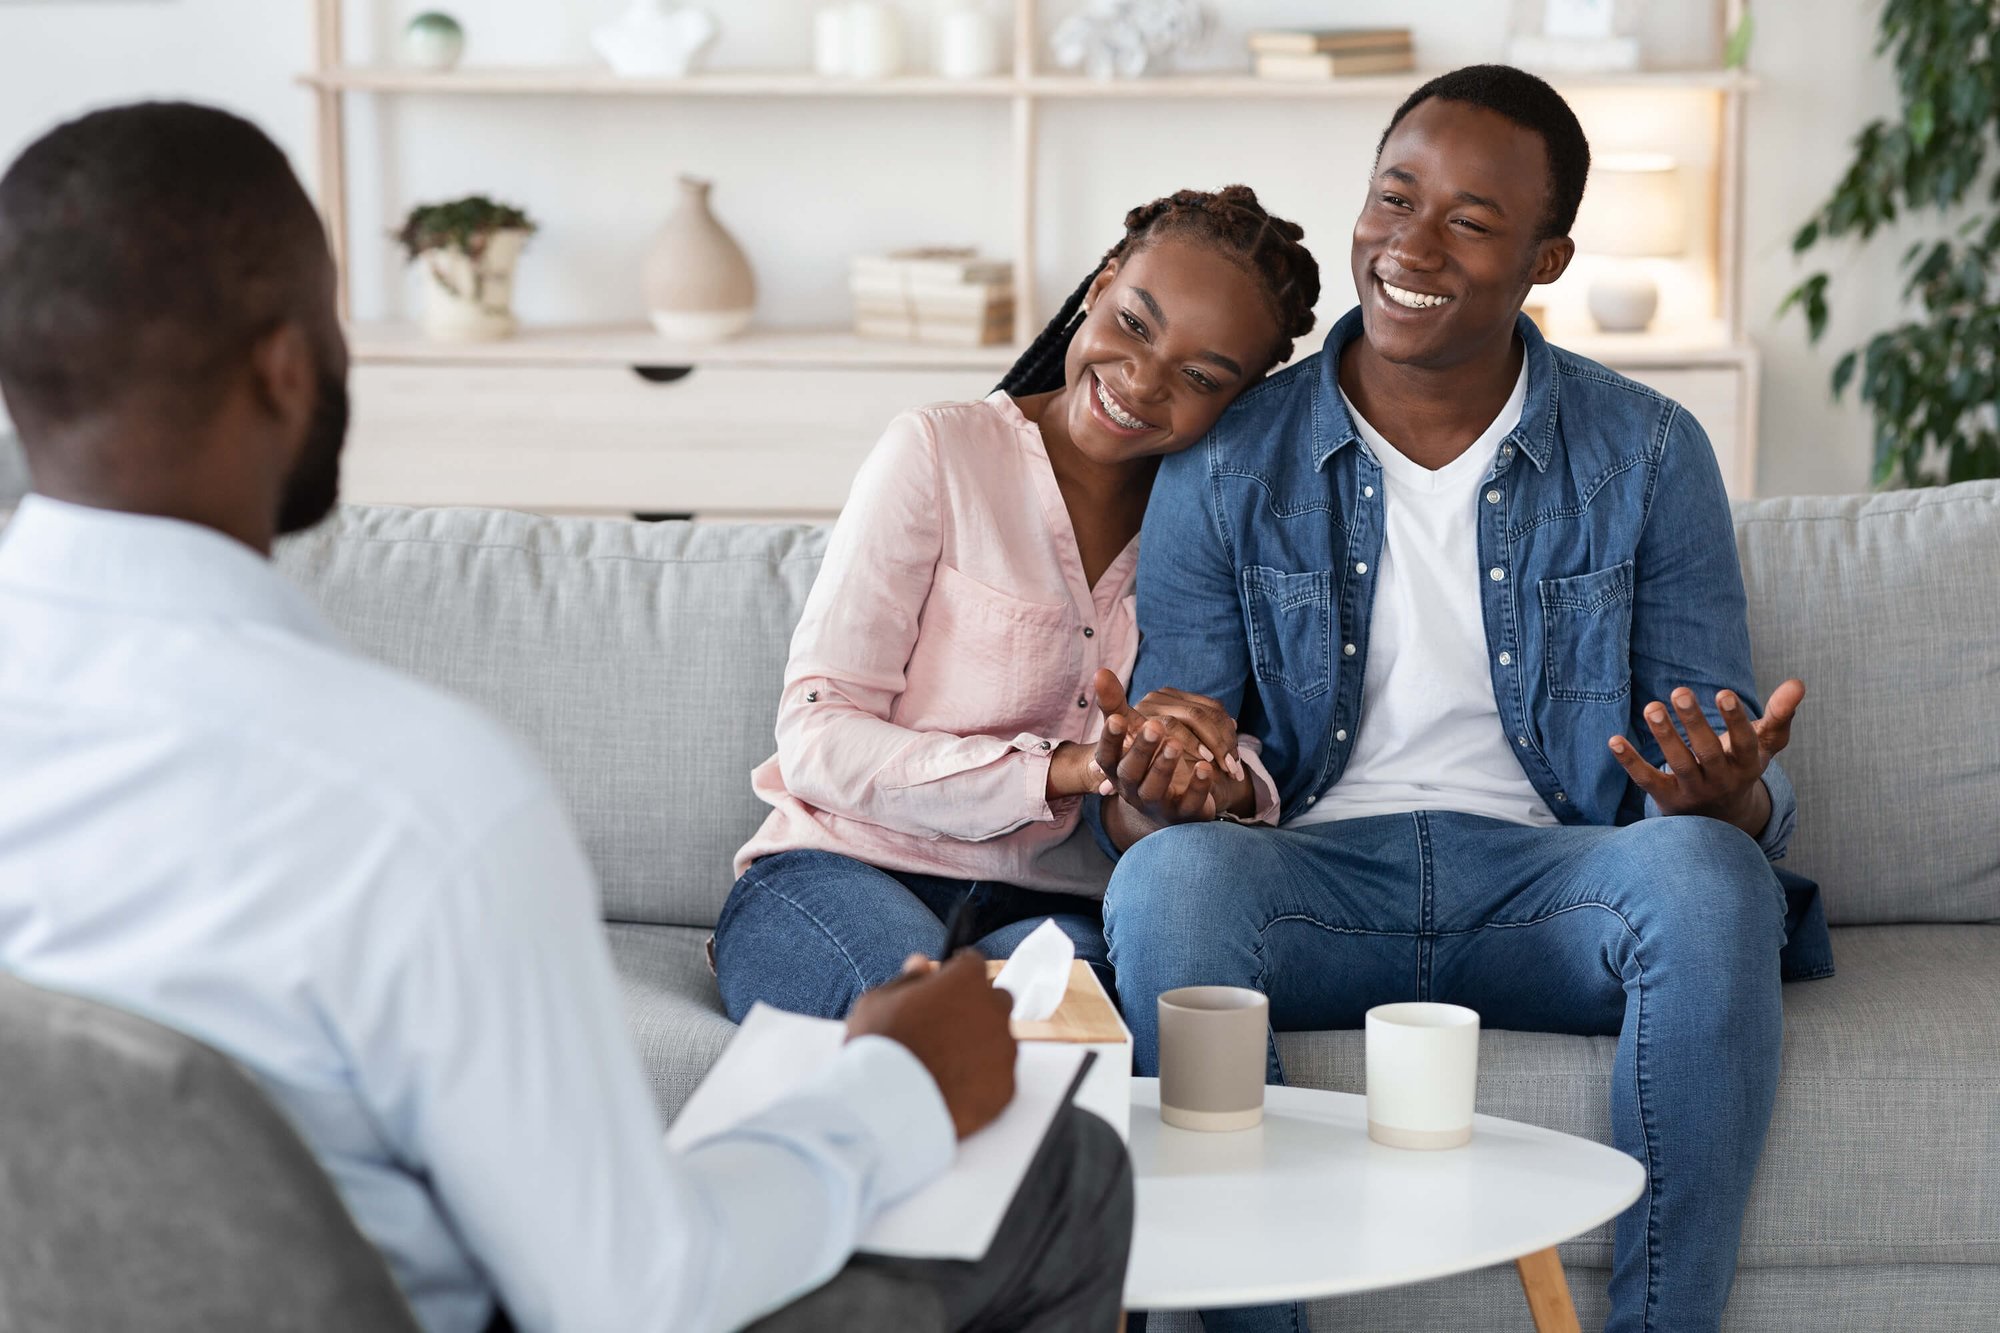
[1086,67,1833,1333]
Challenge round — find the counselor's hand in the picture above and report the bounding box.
[1607,679,1806,837]
[846,951,1017,1140]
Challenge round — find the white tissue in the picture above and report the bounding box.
[993,919,1076,1022]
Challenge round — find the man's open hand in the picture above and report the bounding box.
[846,951,1017,1140]
[1608,679,1806,837]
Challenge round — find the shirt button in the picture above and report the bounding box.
[1555,792,1567,803]
[1516,735,1528,746]
[1355,562,1369,574]
[1082,627,1094,638]
[1486,489,1502,504]
[1498,651,1512,666]
[1336,729,1349,742]
[1076,695,1088,709]
[1038,740,1051,751]
[1343,643,1356,657]
[805,690,819,703]
[1364,486,1376,499]
[1489,567,1506,582]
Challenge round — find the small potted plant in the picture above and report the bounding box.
[395,196,537,342]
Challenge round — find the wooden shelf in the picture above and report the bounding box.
[348,321,1022,371]
[301,66,1756,99]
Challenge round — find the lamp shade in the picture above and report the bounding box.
[1572,153,1687,258]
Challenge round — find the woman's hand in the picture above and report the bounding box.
[1088,671,1255,824]
[1045,741,1105,799]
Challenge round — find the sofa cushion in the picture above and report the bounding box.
[1734,482,2000,924]
[1271,924,2000,1269]
[276,505,826,929]
[603,922,735,1122]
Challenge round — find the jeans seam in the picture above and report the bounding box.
[1414,812,1434,1001]
[731,867,874,993]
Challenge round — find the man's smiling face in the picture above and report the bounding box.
[1350,97,1574,371]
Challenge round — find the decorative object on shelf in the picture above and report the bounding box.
[841,3,906,79]
[645,176,757,342]
[812,6,850,77]
[1507,0,1639,73]
[394,195,536,343]
[592,0,718,78]
[851,248,1014,346]
[1784,0,2000,487]
[1571,153,1685,334]
[1052,0,1213,81]
[936,3,1002,80]
[1247,28,1413,81]
[400,11,466,71]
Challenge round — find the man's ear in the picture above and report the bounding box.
[247,320,316,429]
[1530,236,1576,287]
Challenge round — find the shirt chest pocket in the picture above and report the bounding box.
[1538,562,1634,703]
[902,562,1077,734]
[1242,565,1332,701]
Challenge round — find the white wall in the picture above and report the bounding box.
[0,1,1913,493]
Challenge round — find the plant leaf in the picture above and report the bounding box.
[1832,350,1859,398]
[1724,11,1755,70]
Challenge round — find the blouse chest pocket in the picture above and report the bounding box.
[1242,565,1333,701]
[901,562,1077,734]
[1538,562,1634,703]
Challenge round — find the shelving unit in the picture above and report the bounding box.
[307,0,1763,514]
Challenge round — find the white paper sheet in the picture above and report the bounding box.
[666,1003,1090,1261]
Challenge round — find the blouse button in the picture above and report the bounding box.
[1076,695,1089,709]
[1038,740,1052,751]
[1082,627,1095,638]
[804,690,818,703]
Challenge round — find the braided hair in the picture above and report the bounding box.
[997,184,1320,397]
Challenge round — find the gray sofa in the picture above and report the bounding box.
[258,482,2000,1332]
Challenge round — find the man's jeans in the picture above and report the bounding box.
[1105,812,1788,1333]
[715,848,1112,1022]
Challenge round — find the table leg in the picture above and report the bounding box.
[1514,1247,1581,1333]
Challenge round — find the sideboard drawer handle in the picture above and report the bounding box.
[632,365,695,385]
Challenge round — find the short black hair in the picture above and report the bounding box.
[0,102,330,433]
[1376,65,1591,239]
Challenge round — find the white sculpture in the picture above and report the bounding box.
[592,0,719,78]
[1052,0,1212,80]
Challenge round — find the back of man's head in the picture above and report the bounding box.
[0,102,341,532]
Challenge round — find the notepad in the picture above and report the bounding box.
[666,1003,1094,1261]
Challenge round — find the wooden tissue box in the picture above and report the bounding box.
[988,958,1133,1139]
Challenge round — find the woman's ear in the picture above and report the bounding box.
[1083,258,1121,314]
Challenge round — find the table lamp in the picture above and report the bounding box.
[1571,153,1687,333]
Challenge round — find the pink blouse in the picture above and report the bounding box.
[734,393,1137,894]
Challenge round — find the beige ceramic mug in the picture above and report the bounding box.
[1158,986,1269,1132]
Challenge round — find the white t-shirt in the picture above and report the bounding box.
[1290,363,1558,830]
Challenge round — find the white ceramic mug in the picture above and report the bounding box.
[1365,1002,1480,1150]
[843,2,904,79]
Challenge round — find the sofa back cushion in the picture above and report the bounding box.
[1734,481,2000,924]
[277,505,823,928]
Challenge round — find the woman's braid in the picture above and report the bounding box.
[997,184,1320,396]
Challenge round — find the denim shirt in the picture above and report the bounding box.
[1092,308,1832,981]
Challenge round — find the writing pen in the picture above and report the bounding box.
[939,885,992,960]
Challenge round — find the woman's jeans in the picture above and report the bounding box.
[1104,811,1788,1333]
[714,848,1112,1022]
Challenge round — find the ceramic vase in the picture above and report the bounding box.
[644,177,755,342]
[418,230,528,342]
[593,0,718,77]
[401,11,466,71]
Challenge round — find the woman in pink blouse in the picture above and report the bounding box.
[718,187,1321,1021]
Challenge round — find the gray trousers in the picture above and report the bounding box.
[749,1105,1133,1333]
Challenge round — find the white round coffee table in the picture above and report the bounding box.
[1124,1078,1644,1330]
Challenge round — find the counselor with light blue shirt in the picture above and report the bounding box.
[1087,67,1832,1333]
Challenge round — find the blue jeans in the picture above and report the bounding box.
[1105,812,1787,1333]
[714,848,1113,1022]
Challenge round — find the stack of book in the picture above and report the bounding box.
[1248,28,1415,80]
[850,249,1015,347]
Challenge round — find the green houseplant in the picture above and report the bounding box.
[394,196,538,343]
[1782,0,2000,486]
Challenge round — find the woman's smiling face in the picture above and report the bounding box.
[1054,235,1287,465]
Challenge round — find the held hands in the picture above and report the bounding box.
[1086,669,1254,826]
[846,951,1017,1140]
[1608,679,1806,835]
